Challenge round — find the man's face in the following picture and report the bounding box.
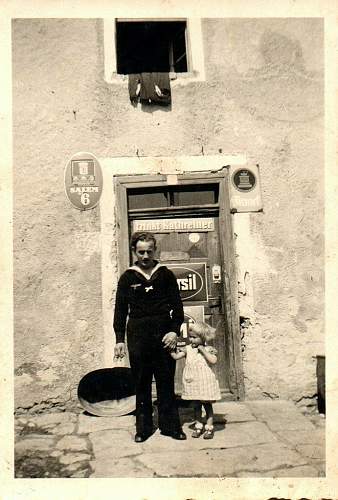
[134,240,156,270]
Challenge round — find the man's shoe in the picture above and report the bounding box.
[160,429,187,440]
[134,433,150,443]
[171,430,187,440]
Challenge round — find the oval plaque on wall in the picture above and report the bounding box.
[64,152,103,210]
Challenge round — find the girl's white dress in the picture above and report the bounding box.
[181,345,221,401]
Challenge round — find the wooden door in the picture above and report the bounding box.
[146,217,230,395]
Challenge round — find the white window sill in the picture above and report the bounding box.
[104,71,204,86]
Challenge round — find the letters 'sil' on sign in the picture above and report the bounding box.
[64,152,103,210]
[229,164,263,213]
[166,263,208,303]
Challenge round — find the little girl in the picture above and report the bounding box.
[171,321,221,439]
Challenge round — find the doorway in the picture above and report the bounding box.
[114,171,244,400]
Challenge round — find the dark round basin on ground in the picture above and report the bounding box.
[77,367,136,417]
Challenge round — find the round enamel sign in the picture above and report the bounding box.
[232,168,256,192]
[64,152,103,210]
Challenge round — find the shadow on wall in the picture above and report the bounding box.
[259,29,305,72]
[227,29,323,123]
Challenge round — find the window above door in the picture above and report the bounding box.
[127,183,220,219]
[128,184,219,210]
[116,20,188,74]
[103,18,205,84]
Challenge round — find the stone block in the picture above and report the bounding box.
[89,457,152,478]
[266,417,315,432]
[90,429,140,459]
[213,402,256,423]
[78,413,135,434]
[50,450,63,457]
[246,400,300,415]
[197,421,277,449]
[59,453,91,465]
[141,429,196,453]
[66,462,85,472]
[70,469,88,478]
[24,412,77,428]
[276,428,325,446]
[51,423,76,435]
[56,435,88,451]
[246,400,316,431]
[138,442,307,477]
[15,435,56,454]
[296,444,325,460]
[17,418,28,426]
[236,465,320,477]
[100,420,278,455]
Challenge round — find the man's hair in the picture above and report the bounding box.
[191,321,216,343]
[130,231,157,251]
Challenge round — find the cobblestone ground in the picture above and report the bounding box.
[14,400,325,478]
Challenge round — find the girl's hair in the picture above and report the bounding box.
[191,321,216,343]
[130,231,157,251]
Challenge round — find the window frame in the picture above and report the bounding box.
[127,183,220,211]
[103,18,206,84]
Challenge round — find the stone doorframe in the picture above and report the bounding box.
[99,155,246,400]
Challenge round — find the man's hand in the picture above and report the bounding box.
[114,342,126,359]
[162,331,178,350]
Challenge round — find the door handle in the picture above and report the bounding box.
[208,297,222,308]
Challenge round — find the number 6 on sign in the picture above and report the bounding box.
[81,193,90,206]
[64,152,103,210]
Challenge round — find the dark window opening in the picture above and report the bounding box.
[127,184,219,210]
[116,21,188,74]
[128,188,169,210]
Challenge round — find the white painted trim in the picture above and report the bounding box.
[101,154,247,176]
[103,18,206,85]
[99,154,247,366]
[187,18,205,81]
[103,18,117,83]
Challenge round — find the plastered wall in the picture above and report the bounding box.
[13,18,324,410]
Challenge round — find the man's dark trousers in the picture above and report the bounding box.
[127,316,181,436]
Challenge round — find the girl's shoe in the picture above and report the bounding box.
[203,426,214,439]
[192,424,204,438]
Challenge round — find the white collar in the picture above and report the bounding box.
[128,262,165,281]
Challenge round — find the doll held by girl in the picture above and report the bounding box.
[171,321,221,439]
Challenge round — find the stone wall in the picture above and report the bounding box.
[12,19,105,411]
[13,18,324,410]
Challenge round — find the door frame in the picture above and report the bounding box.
[114,170,245,400]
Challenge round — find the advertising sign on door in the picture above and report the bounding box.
[166,263,208,302]
[132,218,214,233]
[178,305,205,347]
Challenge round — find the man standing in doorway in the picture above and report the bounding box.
[113,231,186,442]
